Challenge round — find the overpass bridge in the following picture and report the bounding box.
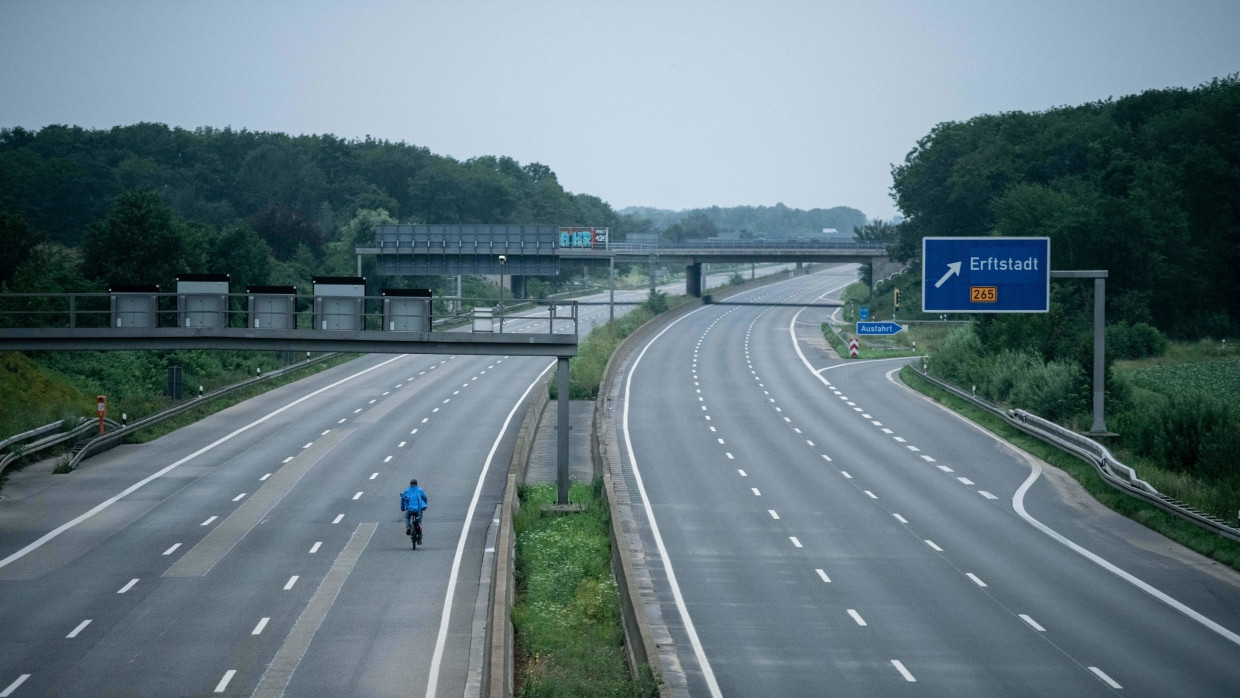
[355,225,900,297]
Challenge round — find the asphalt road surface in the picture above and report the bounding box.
[0,262,788,697]
[616,267,1240,697]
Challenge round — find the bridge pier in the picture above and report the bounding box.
[686,263,703,297]
[510,275,526,300]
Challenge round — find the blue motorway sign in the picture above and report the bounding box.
[859,306,869,320]
[922,237,1050,313]
[856,321,905,336]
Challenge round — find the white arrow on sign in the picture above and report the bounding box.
[934,261,962,289]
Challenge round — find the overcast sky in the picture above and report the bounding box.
[2,1,1237,221]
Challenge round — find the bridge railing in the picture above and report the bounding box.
[0,293,580,335]
[601,239,889,253]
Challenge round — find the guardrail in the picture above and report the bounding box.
[909,363,1240,543]
[0,418,103,480]
[67,353,340,469]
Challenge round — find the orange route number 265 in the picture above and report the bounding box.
[970,286,998,303]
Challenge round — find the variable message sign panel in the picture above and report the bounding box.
[922,237,1050,313]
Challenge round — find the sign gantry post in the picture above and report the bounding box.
[920,237,1110,435]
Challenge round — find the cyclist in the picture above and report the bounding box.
[400,479,428,540]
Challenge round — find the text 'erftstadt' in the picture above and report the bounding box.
[970,256,1040,271]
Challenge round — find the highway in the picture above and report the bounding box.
[615,267,1240,696]
[0,263,784,697]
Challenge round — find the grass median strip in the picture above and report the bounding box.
[512,480,657,697]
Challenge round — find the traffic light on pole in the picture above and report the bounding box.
[894,288,901,310]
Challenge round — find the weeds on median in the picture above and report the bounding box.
[512,480,658,697]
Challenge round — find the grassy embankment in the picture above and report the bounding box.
[0,350,356,483]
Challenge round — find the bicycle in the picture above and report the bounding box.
[406,509,424,550]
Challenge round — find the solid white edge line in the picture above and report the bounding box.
[623,304,724,698]
[1013,463,1240,648]
[0,354,408,570]
[425,360,554,698]
[886,364,1240,649]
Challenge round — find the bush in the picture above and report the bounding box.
[1115,391,1237,478]
[1108,321,1168,359]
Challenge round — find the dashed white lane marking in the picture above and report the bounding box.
[432,408,440,413]
[853,408,864,412]
[382,392,389,396]
[369,473,378,480]
[865,491,878,499]
[332,514,344,524]
[841,471,852,479]
[881,428,893,434]
[790,537,803,548]
[232,493,246,502]
[1020,614,1045,631]
[893,513,908,524]
[398,441,406,448]
[1089,667,1122,689]
[920,455,936,462]
[806,440,815,447]
[162,543,182,555]
[925,540,943,552]
[410,428,418,434]
[847,609,867,626]
[284,576,299,590]
[383,456,393,463]
[893,436,906,443]
[1,675,31,697]
[980,491,998,500]
[816,568,831,583]
[320,430,330,436]
[751,488,761,496]
[252,617,270,635]
[352,492,363,500]
[368,399,376,404]
[938,465,955,473]
[891,660,917,682]
[862,414,872,419]
[738,470,747,477]
[421,418,429,423]
[793,427,802,434]
[66,619,91,638]
[260,473,271,481]
[709,426,716,432]
[906,445,921,452]
[282,457,294,464]
[302,442,313,449]
[338,418,346,424]
[716,438,724,445]
[353,409,362,414]
[214,669,236,693]
[117,578,138,594]
[967,573,988,587]
[769,510,780,520]
[201,516,217,526]
[309,542,322,554]
[957,477,975,486]
[725,453,734,460]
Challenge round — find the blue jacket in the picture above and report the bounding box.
[400,486,427,513]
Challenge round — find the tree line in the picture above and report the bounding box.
[0,123,621,295]
[889,75,1240,340]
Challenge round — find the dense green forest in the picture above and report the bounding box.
[890,75,1240,339]
[618,203,867,241]
[0,123,629,296]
